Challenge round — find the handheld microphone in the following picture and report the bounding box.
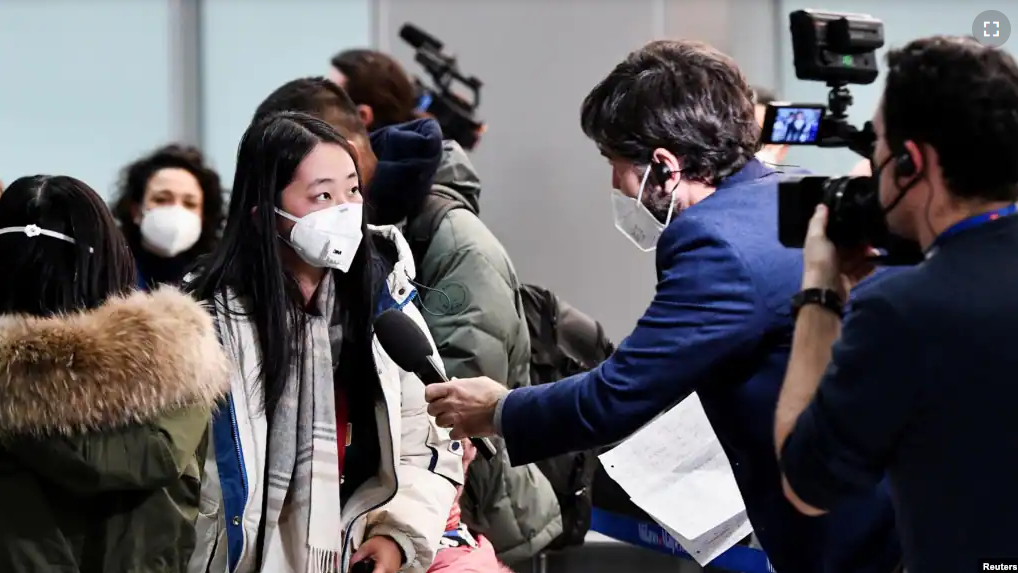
[399,23,443,51]
[374,308,497,460]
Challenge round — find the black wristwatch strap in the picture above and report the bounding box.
[791,288,844,319]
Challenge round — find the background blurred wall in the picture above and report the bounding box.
[0,0,176,199]
[0,0,372,197]
[200,0,372,187]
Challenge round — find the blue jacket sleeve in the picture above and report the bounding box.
[780,293,919,510]
[500,218,769,465]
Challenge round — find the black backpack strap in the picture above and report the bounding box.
[519,284,562,372]
[403,190,468,281]
[519,282,608,548]
[554,295,616,369]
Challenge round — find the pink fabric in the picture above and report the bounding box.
[426,441,511,573]
[445,496,462,532]
[426,535,513,573]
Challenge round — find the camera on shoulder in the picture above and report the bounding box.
[771,10,918,263]
[399,24,485,151]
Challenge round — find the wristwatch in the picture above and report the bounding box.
[791,288,844,319]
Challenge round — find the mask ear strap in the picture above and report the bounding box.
[661,172,683,227]
[274,208,300,224]
[636,165,653,204]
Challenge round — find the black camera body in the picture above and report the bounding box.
[778,174,884,248]
[765,10,884,161]
[775,10,907,259]
[399,24,485,151]
[789,9,883,85]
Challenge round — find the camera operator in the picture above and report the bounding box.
[776,36,1018,572]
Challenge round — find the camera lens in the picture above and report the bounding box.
[821,176,878,247]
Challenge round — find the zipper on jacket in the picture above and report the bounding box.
[227,398,249,501]
[227,392,252,568]
[218,312,251,570]
[340,350,400,569]
[212,306,254,571]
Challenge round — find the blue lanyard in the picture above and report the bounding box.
[935,204,1017,244]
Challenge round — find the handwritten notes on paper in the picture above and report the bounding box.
[598,393,752,566]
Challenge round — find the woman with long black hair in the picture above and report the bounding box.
[186,112,462,573]
[0,175,230,572]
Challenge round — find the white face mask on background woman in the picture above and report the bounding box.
[275,202,364,272]
[138,205,202,257]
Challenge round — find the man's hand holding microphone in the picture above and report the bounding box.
[424,377,507,440]
[374,308,504,449]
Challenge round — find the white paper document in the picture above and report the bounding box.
[598,393,752,566]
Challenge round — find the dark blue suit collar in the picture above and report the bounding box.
[717,159,774,190]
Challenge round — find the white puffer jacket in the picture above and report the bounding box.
[188,227,463,573]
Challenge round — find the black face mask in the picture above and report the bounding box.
[866,154,925,265]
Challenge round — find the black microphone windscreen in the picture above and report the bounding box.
[399,23,441,50]
[374,308,433,372]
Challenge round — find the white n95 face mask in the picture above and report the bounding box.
[139,205,202,257]
[276,203,364,272]
[611,165,677,252]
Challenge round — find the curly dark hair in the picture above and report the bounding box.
[580,40,759,186]
[883,35,1018,202]
[111,144,224,254]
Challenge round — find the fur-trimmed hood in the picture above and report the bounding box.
[0,286,230,436]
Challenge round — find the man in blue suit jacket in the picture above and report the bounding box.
[425,39,900,573]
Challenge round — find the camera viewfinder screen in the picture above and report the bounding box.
[768,107,823,144]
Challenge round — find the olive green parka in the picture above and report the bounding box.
[0,287,230,573]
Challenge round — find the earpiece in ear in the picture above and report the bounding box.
[894,153,916,178]
[651,161,673,184]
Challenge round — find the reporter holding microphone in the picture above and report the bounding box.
[425,39,900,573]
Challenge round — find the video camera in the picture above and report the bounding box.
[399,24,485,151]
[770,10,919,262]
